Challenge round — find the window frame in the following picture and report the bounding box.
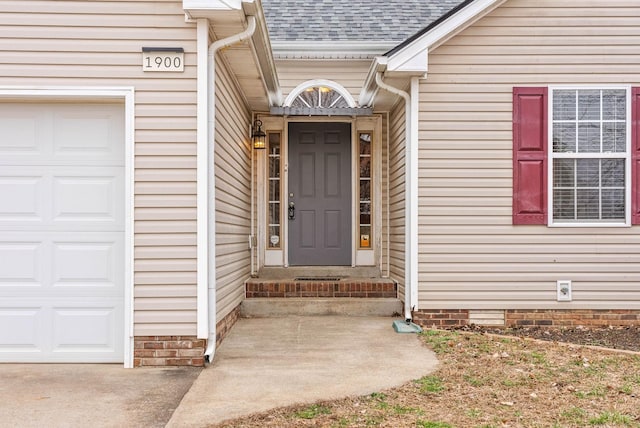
[547,85,632,227]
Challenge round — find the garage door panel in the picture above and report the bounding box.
[52,171,123,225]
[0,103,123,164]
[53,107,124,162]
[0,307,43,352]
[0,176,45,222]
[53,240,122,289]
[0,242,43,287]
[52,306,119,354]
[0,232,122,296]
[0,166,123,229]
[0,108,46,156]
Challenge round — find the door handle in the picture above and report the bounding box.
[288,201,295,220]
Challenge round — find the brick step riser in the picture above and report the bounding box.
[246,281,397,299]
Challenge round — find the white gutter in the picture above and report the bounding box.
[374,72,418,322]
[203,15,257,363]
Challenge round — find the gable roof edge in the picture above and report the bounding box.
[384,0,506,72]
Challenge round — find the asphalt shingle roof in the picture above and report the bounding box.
[262,0,467,43]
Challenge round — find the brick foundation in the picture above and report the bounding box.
[412,309,640,329]
[505,309,640,327]
[134,304,242,367]
[412,309,470,327]
[216,305,240,347]
[134,336,205,367]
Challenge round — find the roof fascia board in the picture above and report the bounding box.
[386,0,506,73]
[246,0,282,105]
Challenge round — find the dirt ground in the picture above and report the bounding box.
[216,326,640,428]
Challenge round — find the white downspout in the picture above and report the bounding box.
[375,72,416,322]
[203,15,257,363]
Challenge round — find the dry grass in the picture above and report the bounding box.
[216,329,640,428]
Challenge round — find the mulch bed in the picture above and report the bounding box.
[465,324,640,352]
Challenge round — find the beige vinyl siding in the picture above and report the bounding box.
[214,55,253,323]
[418,0,640,309]
[276,59,370,103]
[0,0,199,335]
[388,101,407,300]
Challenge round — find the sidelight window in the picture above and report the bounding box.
[358,132,372,248]
[267,132,281,248]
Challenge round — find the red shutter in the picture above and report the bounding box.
[513,87,548,225]
[632,87,640,225]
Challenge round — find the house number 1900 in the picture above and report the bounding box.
[141,50,184,72]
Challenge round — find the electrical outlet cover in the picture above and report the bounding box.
[557,280,572,302]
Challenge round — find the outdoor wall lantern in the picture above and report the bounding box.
[252,119,266,150]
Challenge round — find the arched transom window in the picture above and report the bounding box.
[284,79,356,109]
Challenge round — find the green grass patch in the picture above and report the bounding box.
[420,329,460,354]
[619,384,634,395]
[415,375,444,394]
[560,406,587,425]
[464,374,487,387]
[465,408,482,418]
[416,421,453,428]
[589,411,634,426]
[391,404,422,415]
[293,404,331,419]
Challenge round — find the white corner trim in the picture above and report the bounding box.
[0,86,136,368]
[386,0,506,72]
[196,18,210,339]
[284,79,357,108]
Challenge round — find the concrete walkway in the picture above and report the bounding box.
[168,316,438,427]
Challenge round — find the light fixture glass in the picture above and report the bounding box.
[252,119,266,150]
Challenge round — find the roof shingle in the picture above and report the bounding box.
[262,0,466,43]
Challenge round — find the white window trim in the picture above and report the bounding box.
[547,85,632,228]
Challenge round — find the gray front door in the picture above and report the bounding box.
[288,122,351,266]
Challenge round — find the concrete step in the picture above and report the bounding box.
[240,297,403,318]
[257,266,381,279]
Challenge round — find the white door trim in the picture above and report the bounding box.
[0,87,135,367]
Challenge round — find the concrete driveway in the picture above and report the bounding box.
[0,316,438,428]
[0,364,201,427]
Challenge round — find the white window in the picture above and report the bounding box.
[549,87,631,226]
[284,79,356,109]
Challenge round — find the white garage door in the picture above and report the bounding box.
[0,103,125,362]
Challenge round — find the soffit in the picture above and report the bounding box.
[185,1,280,110]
